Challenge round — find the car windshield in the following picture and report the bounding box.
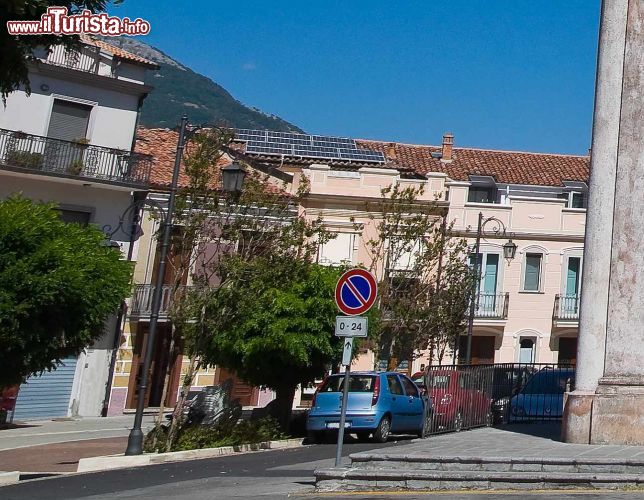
[319,375,376,393]
[426,374,450,389]
[521,371,574,395]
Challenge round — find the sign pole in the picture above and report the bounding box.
[332,268,377,468]
[335,360,351,467]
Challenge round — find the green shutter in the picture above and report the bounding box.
[524,254,542,291]
[566,257,580,296]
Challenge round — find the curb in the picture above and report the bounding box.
[77,437,305,473]
[0,471,19,486]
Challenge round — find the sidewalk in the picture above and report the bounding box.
[351,422,644,461]
[0,415,156,451]
[0,415,156,475]
[316,423,644,491]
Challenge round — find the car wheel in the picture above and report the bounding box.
[307,431,325,444]
[418,409,432,438]
[356,432,371,442]
[453,410,463,432]
[373,416,391,443]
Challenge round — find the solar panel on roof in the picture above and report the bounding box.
[234,129,385,163]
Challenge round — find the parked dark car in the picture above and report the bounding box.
[307,371,431,443]
[490,365,536,423]
[510,367,575,421]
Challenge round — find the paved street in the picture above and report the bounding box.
[1,431,644,500]
[1,438,411,499]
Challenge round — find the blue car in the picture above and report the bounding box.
[306,371,431,443]
[510,367,575,421]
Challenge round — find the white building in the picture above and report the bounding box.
[0,36,158,419]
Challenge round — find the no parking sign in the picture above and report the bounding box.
[334,268,378,316]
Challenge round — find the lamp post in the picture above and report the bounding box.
[124,115,188,456]
[122,119,246,455]
[464,212,517,365]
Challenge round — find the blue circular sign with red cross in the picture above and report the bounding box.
[335,268,378,316]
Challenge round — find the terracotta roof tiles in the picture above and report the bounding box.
[356,139,590,187]
[80,35,159,69]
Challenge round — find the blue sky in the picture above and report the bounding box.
[114,1,600,154]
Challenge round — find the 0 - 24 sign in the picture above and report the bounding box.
[335,316,368,338]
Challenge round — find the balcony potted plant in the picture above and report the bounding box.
[6,150,44,169]
[67,159,84,175]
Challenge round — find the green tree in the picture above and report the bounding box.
[0,0,113,100]
[200,259,344,430]
[0,195,133,387]
[364,184,474,367]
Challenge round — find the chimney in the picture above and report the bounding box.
[386,142,397,160]
[441,133,454,161]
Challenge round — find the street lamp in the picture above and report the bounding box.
[119,119,246,455]
[503,239,518,260]
[464,212,516,364]
[222,161,246,195]
[123,115,188,456]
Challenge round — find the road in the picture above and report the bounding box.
[2,437,644,500]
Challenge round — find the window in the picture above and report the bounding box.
[523,253,543,291]
[386,374,404,395]
[57,208,91,226]
[319,375,375,393]
[519,338,535,363]
[47,99,92,141]
[318,232,355,266]
[559,191,587,209]
[570,192,586,209]
[468,186,497,204]
[400,376,419,398]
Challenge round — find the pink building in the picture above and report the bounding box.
[107,128,588,414]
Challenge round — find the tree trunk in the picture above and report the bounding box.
[165,356,199,452]
[270,385,296,433]
[150,332,176,451]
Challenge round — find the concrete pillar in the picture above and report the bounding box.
[563,0,644,445]
[561,0,628,443]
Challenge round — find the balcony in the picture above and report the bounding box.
[554,294,580,322]
[473,292,509,320]
[0,129,151,187]
[43,44,103,76]
[129,284,197,320]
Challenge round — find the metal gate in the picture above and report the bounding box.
[418,363,575,435]
[13,357,78,421]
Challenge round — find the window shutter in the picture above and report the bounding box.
[47,100,91,142]
[524,254,542,291]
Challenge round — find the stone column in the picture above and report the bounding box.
[590,0,644,445]
[564,0,644,445]
[561,0,628,443]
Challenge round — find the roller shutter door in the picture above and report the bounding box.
[13,357,78,420]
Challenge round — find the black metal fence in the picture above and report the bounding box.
[0,128,152,186]
[419,363,575,435]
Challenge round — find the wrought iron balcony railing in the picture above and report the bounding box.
[474,292,509,319]
[0,129,151,187]
[43,44,102,75]
[553,294,580,321]
[129,284,198,319]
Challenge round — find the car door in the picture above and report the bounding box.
[385,374,406,432]
[399,374,424,431]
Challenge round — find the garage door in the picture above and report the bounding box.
[13,357,78,420]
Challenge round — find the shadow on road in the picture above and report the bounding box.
[494,421,562,441]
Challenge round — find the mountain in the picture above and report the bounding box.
[99,37,304,132]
